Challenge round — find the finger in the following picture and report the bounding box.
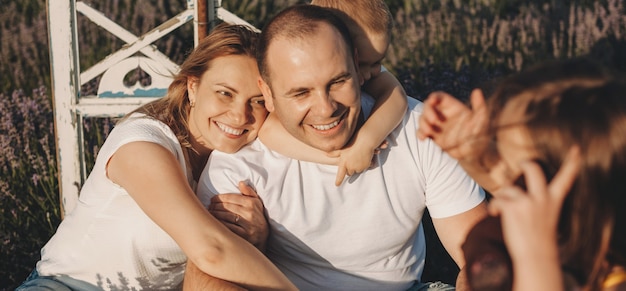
[210,209,240,224]
[547,146,581,202]
[378,140,389,150]
[424,91,445,106]
[519,161,548,200]
[335,166,347,186]
[238,181,258,198]
[416,120,437,140]
[469,89,489,135]
[469,89,486,111]
[210,193,246,206]
[488,200,501,216]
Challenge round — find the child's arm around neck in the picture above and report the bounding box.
[258,69,408,186]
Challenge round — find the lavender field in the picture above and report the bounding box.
[1,0,625,289]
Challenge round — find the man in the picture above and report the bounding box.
[191,4,487,290]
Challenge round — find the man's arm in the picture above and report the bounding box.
[431,202,488,290]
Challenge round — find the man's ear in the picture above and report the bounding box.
[258,77,275,112]
[187,77,198,103]
[353,48,364,86]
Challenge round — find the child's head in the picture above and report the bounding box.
[487,58,626,288]
[311,0,392,82]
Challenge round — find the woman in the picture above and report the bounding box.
[17,23,295,290]
[418,59,626,291]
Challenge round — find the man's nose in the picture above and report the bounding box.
[314,90,337,116]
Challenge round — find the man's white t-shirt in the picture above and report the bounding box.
[198,96,485,290]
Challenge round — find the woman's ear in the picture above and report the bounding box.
[258,77,274,112]
[187,77,198,104]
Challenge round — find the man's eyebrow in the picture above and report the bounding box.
[284,86,310,96]
[330,72,352,82]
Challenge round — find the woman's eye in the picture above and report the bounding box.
[251,98,265,106]
[218,90,232,97]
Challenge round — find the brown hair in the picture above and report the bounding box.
[488,58,626,290]
[128,23,259,151]
[311,0,393,37]
[256,4,354,85]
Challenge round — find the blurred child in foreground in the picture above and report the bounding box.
[418,58,626,291]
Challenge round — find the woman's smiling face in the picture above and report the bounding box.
[187,54,267,154]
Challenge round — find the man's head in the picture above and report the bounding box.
[257,5,362,152]
[311,0,392,82]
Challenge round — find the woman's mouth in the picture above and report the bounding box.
[215,121,246,136]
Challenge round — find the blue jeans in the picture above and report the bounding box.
[15,269,72,291]
[15,269,99,291]
[408,281,456,291]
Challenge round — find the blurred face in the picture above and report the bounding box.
[259,23,362,152]
[187,54,267,154]
[494,98,538,184]
[354,30,389,82]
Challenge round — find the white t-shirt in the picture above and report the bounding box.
[198,96,485,291]
[36,114,190,291]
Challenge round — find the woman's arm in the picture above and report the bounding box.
[107,141,295,290]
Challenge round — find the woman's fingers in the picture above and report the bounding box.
[238,181,259,198]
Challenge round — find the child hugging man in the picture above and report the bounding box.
[259,0,409,186]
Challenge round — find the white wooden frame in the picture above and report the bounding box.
[47,0,256,216]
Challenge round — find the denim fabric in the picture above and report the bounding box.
[407,281,456,291]
[15,269,73,291]
[15,269,100,291]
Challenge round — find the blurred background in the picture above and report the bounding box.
[1,0,624,289]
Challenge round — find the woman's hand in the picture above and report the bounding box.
[208,181,269,251]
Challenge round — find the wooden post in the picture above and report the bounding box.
[196,0,208,41]
[46,0,82,217]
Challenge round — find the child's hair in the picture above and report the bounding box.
[310,0,392,37]
[128,23,259,150]
[487,58,626,290]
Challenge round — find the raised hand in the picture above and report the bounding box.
[208,181,269,251]
[417,89,489,162]
[489,147,581,291]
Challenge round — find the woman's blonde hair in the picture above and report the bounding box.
[129,23,259,150]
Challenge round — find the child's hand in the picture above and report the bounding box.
[488,147,580,291]
[330,140,387,186]
[489,147,580,261]
[417,89,489,162]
